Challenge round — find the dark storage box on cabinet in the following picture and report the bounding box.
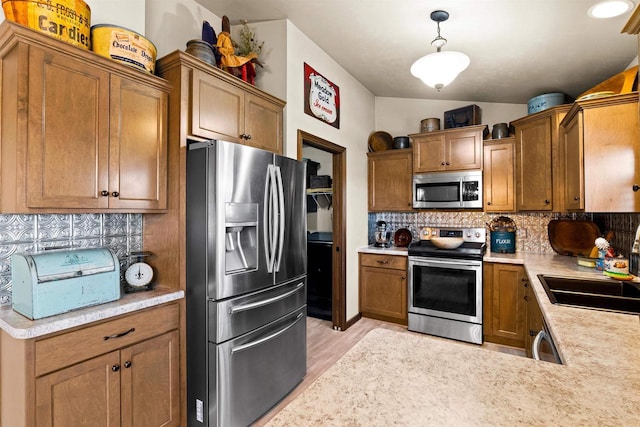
[444,104,481,129]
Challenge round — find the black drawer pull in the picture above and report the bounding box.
[124,361,132,368]
[112,364,120,372]
[104,327,135,341]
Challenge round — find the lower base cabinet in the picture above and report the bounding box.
[1,303,180,427]
[483,263,528,348]
[359,253,408,325]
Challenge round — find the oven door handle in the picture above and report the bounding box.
[409,257,482,268]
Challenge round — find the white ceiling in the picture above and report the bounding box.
[194,0,638,104]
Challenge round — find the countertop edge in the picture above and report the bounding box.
[0,286,184,340]
[358,245,408,256]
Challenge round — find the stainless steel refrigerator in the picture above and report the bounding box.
[185,140,307,427]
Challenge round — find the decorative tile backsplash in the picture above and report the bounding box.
[0,213,143,306]
[369,211,640,256]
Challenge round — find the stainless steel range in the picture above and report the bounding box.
[407,227,486,344]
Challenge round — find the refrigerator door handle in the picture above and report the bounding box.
[228,282,304,314]
[229,312,304,355]
[263,165,276,273]
[274,165,286,272]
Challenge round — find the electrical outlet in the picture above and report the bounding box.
[518,228,528,239]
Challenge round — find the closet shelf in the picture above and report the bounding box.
[307,188,332,208]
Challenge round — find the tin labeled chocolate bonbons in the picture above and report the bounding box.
[2,0,91,49]
[91,24,157,74]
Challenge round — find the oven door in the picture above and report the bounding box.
[408,256,482,324]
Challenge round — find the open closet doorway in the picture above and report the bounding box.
[298,130,347,331]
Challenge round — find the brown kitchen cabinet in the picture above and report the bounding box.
[190,58,284,153]
[1,303,180,427]
[0,21,169,213]
[410,124,485,173]
[483,137,515,212]
[560,93,640,212]
[511,105,569,211]
[483,262,527,348]
[359,253,408,325]
[367,148,413,211]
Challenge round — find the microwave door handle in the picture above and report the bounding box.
[458,178,464,207]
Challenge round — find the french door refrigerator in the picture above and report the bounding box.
[185,140,307,427]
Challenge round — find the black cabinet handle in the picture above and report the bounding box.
[441,161,446,166]
[524,295,529,301]
[112,364,120,372]
[111,191,119,197]
[544,199,550,204]
[101,190,109,197]
[574,196,579,201]
[633,184,640,192]
[104,327,135,341]
[529,329,536,337]
[487,201,492,206]
[246,134,252,140]
[445,162,450,166]
[124,361,132,369]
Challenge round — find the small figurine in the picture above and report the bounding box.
[215,15,258,84]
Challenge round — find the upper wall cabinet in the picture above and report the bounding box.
[179,53,284,154]
[483,137,515,212]
[367,149,413,212]
[0,22,170,213]
[410,125,485,173]
[560,93,639,212]
[511,105,569,211]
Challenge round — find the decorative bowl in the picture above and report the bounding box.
[431,237,464,249]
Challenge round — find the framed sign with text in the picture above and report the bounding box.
[304,63,340,129]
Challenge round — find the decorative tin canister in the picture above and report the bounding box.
[490,230,516,253]
[2,0,91,49]
[527,93,565,114]
[91,24,157,73]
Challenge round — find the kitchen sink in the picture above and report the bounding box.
[537,275,640,314]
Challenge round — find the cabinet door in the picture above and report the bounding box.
[515,117,553,210]
[489,264,527,348]
[412,134,446,172]
[368,150,413,211]
[446,129,482,170]
[35,351,120,427]
[562,114,584,210]
[109,76,168,210]
[359,264,407,325]
[120,330,180,427]
[191,68,243,141]
[582,101,640,212]
[243,94,283,154]
[483,140,515,212]
[26,46,110,209]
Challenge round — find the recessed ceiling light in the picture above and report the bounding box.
[588,0,635,18]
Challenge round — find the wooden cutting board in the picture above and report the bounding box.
[547,219,601,256]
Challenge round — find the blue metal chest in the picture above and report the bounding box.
[11,248,121,320]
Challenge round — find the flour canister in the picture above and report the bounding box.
[1,0,91,49]
[90,24,157,73]
[490,230,516,253]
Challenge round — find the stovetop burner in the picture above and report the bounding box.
[408,227,486,260]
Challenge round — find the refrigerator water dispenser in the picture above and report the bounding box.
[225,202,258,274]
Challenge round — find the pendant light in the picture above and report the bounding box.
[410,10,470,91]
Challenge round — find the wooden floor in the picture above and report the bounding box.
[252,316,526,426]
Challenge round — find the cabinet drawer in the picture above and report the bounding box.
[35,303,179,376]
[360,253,406,270]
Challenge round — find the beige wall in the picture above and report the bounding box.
[284,21,375,321]
[375,97,527,138]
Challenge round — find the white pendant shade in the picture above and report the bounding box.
[411,51,470,90]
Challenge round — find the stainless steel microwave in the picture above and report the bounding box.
[413,170,482,209]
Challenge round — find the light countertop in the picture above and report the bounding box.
[358,245,408,256]
[0,286,184,339]
[270,251,640,425]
